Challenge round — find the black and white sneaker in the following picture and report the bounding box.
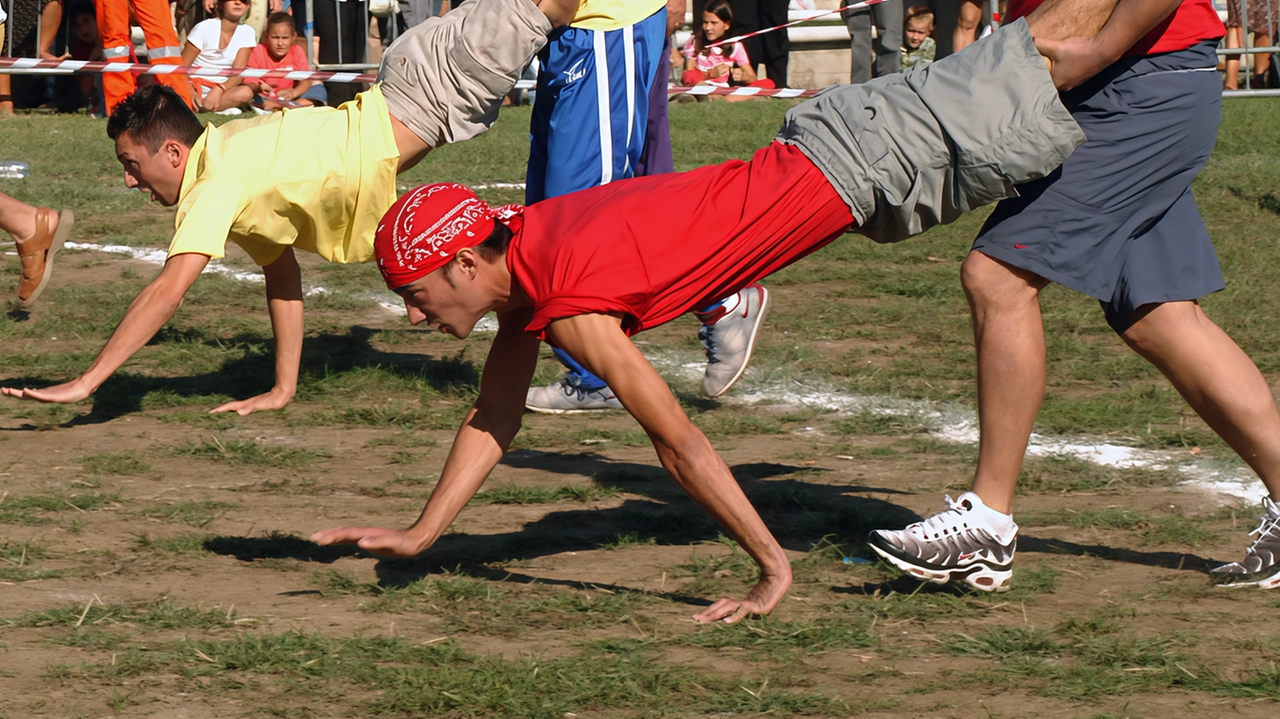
[1213,497,1280,589]
[869,492,1018,592]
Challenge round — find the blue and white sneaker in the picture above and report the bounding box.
[525,377,623,414]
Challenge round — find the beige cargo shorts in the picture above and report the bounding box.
[776,18,1086,244]
[377,0,551,148]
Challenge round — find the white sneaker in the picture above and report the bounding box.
[695,284,770,398]
[1213,497,1280,589]
[869,492,1018,592]
[525,378,623,414]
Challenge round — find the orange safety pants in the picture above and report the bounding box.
[95,0,194,114]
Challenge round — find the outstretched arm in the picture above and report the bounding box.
[311,308,541,555]
[211,248,304,415]
[1029,0,1185,89]
[2,252,209,403]
[546,313,793,624]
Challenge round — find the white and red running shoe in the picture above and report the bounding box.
[1213,497,1280,589]
[696,284,770,399]
[869,492,1018,592]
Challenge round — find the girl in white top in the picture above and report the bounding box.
[183,0,259,113]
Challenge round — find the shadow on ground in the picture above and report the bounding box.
[0,326,477,427]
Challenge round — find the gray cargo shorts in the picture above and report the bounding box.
[377,0,551,148]
[776,19,1085,244]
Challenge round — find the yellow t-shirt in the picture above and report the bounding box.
[170,85,400,267]
[571,0,667,31]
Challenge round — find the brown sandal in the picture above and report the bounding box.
[17,207,74,305]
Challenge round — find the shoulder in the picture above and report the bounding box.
[189,19,218,43]
[288,45,310,67]
[233,25,257,45]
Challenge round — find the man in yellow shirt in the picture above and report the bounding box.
[2,0,578,413]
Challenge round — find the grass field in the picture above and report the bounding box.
[2,96,1280,718]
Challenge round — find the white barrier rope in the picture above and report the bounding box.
[0,56,825,97]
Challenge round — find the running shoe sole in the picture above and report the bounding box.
[1214,567,1280,589]
[869,533,1013,592]
[705,285,771,398]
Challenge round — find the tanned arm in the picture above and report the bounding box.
[545,313,793,624]
[2,253,209,403]
[1030,0,1185,89]
[211,247,304,415]
[312,308,542,555]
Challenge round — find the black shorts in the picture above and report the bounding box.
[972,40,1225,334]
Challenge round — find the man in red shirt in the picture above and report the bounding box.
[870,0,1280,593]
[310,0,1139,621]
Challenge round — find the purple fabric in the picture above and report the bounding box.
[636,33,675,177]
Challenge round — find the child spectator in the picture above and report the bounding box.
[246,12,327,110]
[680,0,774,91]
[901,5,936,71]
[54,3,105,115]
[182,0,258,113]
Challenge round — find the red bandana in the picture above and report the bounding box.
[374,183,522,291]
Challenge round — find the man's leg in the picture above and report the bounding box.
[524,8,665,413]
[964,252,1051,515]
[846,9,874,83]
[1121,303,1280,589]
[873,0,903,78]
[1121,301,1280,499]
[132,0,196,107]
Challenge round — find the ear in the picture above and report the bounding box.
[453,248,481,280]
[164,139,188,169]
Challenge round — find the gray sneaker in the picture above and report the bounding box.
[525,378,623,414]
[1213,497,1280,589]
[696,284,770,398]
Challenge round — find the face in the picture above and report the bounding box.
[72,13,99,44]
[115,133,188,207]
[396,256,492,339]
[905,17,933,49]
[266,23,295,59]
[219,0,250,22]
[702,12,729,42]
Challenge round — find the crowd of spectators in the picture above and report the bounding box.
[1,0,1276,117]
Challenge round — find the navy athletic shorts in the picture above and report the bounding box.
[971,39,1225,334]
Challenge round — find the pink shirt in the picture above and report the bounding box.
[681,38,751,86]
[247,43,311,91]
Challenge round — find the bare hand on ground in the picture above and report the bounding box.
[209,388,293,415]
[311,526,426,558]
[692,571,791,624]
[1,381,92,404]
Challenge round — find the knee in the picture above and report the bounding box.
[1118,302,1201,356]
[960,252,1045,311]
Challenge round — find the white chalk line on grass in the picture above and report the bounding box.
[642,349,1270,505]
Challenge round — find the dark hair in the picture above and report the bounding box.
[265,11,295,33]
[68,1,95,20]
[440,221,514,288]
[106,85,205,153]
[905,4,935,26]
[696,0,735,53]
